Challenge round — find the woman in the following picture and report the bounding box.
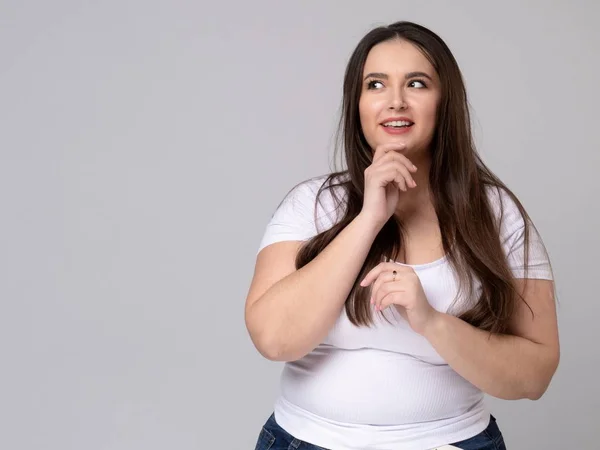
[245,21,559,450]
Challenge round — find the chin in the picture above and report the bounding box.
[385,137,416,151]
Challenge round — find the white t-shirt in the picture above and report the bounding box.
[256,174,553,450]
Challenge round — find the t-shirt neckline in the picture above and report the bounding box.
[387,254,449,270]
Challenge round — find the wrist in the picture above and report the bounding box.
[421,310,446,339]
[355,212,385,236]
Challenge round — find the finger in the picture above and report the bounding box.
[380,291,405,311]
[361,262,406,286]
[370,165,412,192]
[376,279,406,311]
[374,278,392,311]
[360,266,379,287]
[360,262,387,286]
[373,143,407,162]
[374,273,404,311]
[394,170,408,191]
[393,165,415,191]
[379,167,408,191]
[372,155,417,189]
[370,272,389,304]
[393,161,417,189]
[376,148,418,173]
[393,153,418,173]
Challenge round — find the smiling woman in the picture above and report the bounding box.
[245,20,558,450]
[360,41,440,151]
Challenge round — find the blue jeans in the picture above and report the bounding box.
[254,413,507,450]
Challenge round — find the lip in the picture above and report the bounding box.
[380,116,414,125]
[381,124,413,135]
[380,116,414,135]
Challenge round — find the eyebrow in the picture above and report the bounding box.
[363,71,433,81]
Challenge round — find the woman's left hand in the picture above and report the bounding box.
[360,262,440,335]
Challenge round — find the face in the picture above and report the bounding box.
[359,39,441,157]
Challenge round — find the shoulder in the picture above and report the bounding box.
[288,172,349,199]
[484,184,520,216]
[483,183,551,278]
[483,183,528,234]
[282,174,330,205]
[278,172,349,230]
[256,172,349,255]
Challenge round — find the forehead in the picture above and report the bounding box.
[363,39,436,76]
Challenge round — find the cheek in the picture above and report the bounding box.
[427,103,439,121]
[358,98,371,123]
[359,97,385,131]
[427,95,442,121]
[358,99,377,137]
[416,100,439,130]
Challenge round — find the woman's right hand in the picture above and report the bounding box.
[359,143,418,229]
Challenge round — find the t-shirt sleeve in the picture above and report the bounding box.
[256,180,318,255]
[490,186,553,280]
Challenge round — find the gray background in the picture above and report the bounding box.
[1,1,597,449]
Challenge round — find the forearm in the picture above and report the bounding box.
[250,213,381,362]
[423,312,557,400]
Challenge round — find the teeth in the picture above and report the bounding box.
[383,121,412,127]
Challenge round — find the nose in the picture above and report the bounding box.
[388,87,407,110]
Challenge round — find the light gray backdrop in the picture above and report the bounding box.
[1,1,598,449]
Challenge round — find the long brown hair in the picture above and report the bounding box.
[294,21,553,334]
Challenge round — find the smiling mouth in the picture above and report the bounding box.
[381,120,414,129]
[381,122,414,136]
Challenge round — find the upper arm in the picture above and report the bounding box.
[244,241,303,315]
[507,278,560,398]
[491,186,560,368]
[245,179,318,316]
[508,278,559,356]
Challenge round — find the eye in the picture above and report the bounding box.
[366,80,384,90]
[409,79,427,88]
